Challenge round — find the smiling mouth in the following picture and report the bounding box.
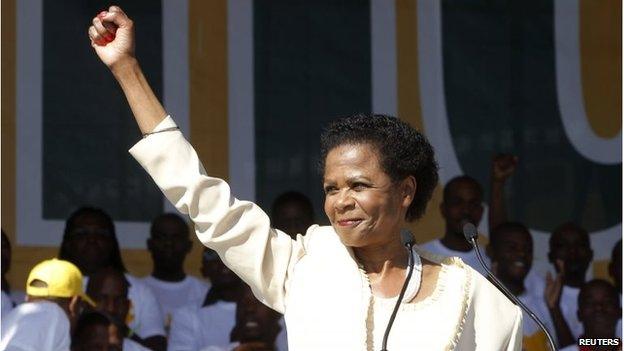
[245,321,259,328]
[337,219,362,227]
[512,261,526,268]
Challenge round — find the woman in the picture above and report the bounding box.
[88,6,522,350]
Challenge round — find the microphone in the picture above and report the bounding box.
[462,222,557,351]
[380,230,415,351]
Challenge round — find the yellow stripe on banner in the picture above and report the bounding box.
[580,0,622,138]
[396,0,445,243]
[2,0,16,238]
[0,0,62,291]
[187,0,229,273]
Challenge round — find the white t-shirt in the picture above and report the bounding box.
[123,338,151,351]
[419,239,490,276]
[1,291,13,319]
[84,273,166,339]
[140,275,209,328]
[559,285,582,338]
[519,291,554,337]
[0,301,70,351]
[168,300,237,351]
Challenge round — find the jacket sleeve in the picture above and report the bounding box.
[129,116,304,313]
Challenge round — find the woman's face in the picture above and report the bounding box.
[323,143,415,248]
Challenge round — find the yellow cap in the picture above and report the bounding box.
[26,258,95,307]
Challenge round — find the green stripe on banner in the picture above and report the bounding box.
[42,0,163,220]
[253,0,372,220]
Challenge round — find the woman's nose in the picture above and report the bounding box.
[334,190,355,211]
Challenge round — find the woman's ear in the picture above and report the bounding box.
[401,176,417,208]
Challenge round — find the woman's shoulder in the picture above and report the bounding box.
[417,244,462,265]
[297,224,342,246]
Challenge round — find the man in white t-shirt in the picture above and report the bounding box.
[487,222,555,350]
[420,175,489,276]
[558,279,621,351]
[169,248,244,350]
[142,213,209,330]
[1,258,95,351]
[545,222,594,348]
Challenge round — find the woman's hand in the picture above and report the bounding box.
[88,6,135,70]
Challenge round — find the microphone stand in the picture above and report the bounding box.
[380,239,414,351]
[466,234,557,351]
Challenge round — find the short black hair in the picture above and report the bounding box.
[549,221,590,251]
[72,311,113,347]
[150,212,189,238]
[578,279,619,308]
[270,191,314,220]
[87,267,130,297]
[490,222,532,249]
[319,114,438,221]
[59,206,127,273]
[443,175,483,203]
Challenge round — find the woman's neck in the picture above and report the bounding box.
[354,239,408,274]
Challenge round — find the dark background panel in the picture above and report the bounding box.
[254,0,372,222]
[441,0,621,232]
[43,0,163,221]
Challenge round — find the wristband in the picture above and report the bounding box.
[142,126,180,138]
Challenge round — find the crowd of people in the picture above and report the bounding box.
[0,157,620,351]
[420,155,622,351]
[1,6,620,350]
[0,191,311,351]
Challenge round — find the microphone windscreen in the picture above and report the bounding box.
[400,229,414,246]
[462,221,478,242]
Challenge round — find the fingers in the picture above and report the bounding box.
[100,7,133,30]
[88,6,131,47]
[556,259,565,277]
[88,26,105,46]
[545,271,553,286]
[92,17,114,42]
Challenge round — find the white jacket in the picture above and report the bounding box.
[130,116,522,351]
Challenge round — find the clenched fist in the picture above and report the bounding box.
[88,6,135,69]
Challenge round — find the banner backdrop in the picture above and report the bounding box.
[14,0,620,276]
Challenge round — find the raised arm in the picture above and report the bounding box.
[88,7,302,313]
[88,6,166,134]
[488,154,518,233]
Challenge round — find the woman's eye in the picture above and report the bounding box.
[352,183,367,190]
[324,186,337,194]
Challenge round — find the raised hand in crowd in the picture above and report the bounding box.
[545,260,574,347]
[489,154,518,233]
